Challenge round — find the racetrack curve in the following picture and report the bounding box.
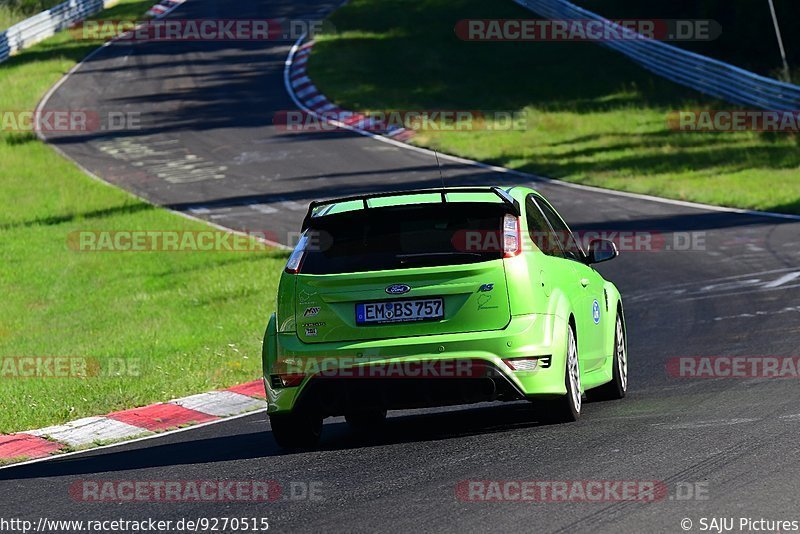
[4,0,800,531]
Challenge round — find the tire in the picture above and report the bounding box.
[587,312,628,402]
[269,410,323,449]
[535,322,581,424]
[345,408,387,431]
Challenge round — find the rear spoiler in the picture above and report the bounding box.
[301,186,521,231]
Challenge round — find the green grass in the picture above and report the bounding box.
[308,0,800,214]
[1,0,64,30]
[0,3,24,29]
[0,0,287,433]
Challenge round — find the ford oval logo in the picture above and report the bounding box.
[385,284,411,295]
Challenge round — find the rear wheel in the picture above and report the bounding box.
[345,408,387,431]
[536,323,581,423]
[587,312,627,401]
[269,410,323,448]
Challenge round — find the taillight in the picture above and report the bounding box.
[503,214,522,258]
[285,234,309,274]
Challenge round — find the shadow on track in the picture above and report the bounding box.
[571,210,798,234]
[2,402,556,481]
[163,167,517,212]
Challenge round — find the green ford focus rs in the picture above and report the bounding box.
[262,186,627,447]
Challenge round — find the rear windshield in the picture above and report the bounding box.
[299,202,508,275]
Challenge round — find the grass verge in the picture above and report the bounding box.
[0,0,287,433]
[308,0,800,214]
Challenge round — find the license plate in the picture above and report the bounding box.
[356,298,444,325]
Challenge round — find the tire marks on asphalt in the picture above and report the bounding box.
[96,137,228,184]
[626,267,800,304]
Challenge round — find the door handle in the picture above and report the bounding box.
[580,278,590,288]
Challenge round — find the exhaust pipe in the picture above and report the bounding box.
[481,377,497,398]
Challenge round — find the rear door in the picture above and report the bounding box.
[524,194,577,315]
[535,196,607,370]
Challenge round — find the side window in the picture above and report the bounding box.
[525,195,564,258]
[536,198,585,263]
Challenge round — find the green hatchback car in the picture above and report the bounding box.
[262,186,627,447]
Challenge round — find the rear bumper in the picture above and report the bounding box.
[262,313,568,414]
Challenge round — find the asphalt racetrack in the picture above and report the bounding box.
[4,0,800,532]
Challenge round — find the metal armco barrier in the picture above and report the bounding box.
[514,0,800,110]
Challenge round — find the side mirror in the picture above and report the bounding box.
[588,239,618,264]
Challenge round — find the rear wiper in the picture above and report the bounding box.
[397,252,484,265]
